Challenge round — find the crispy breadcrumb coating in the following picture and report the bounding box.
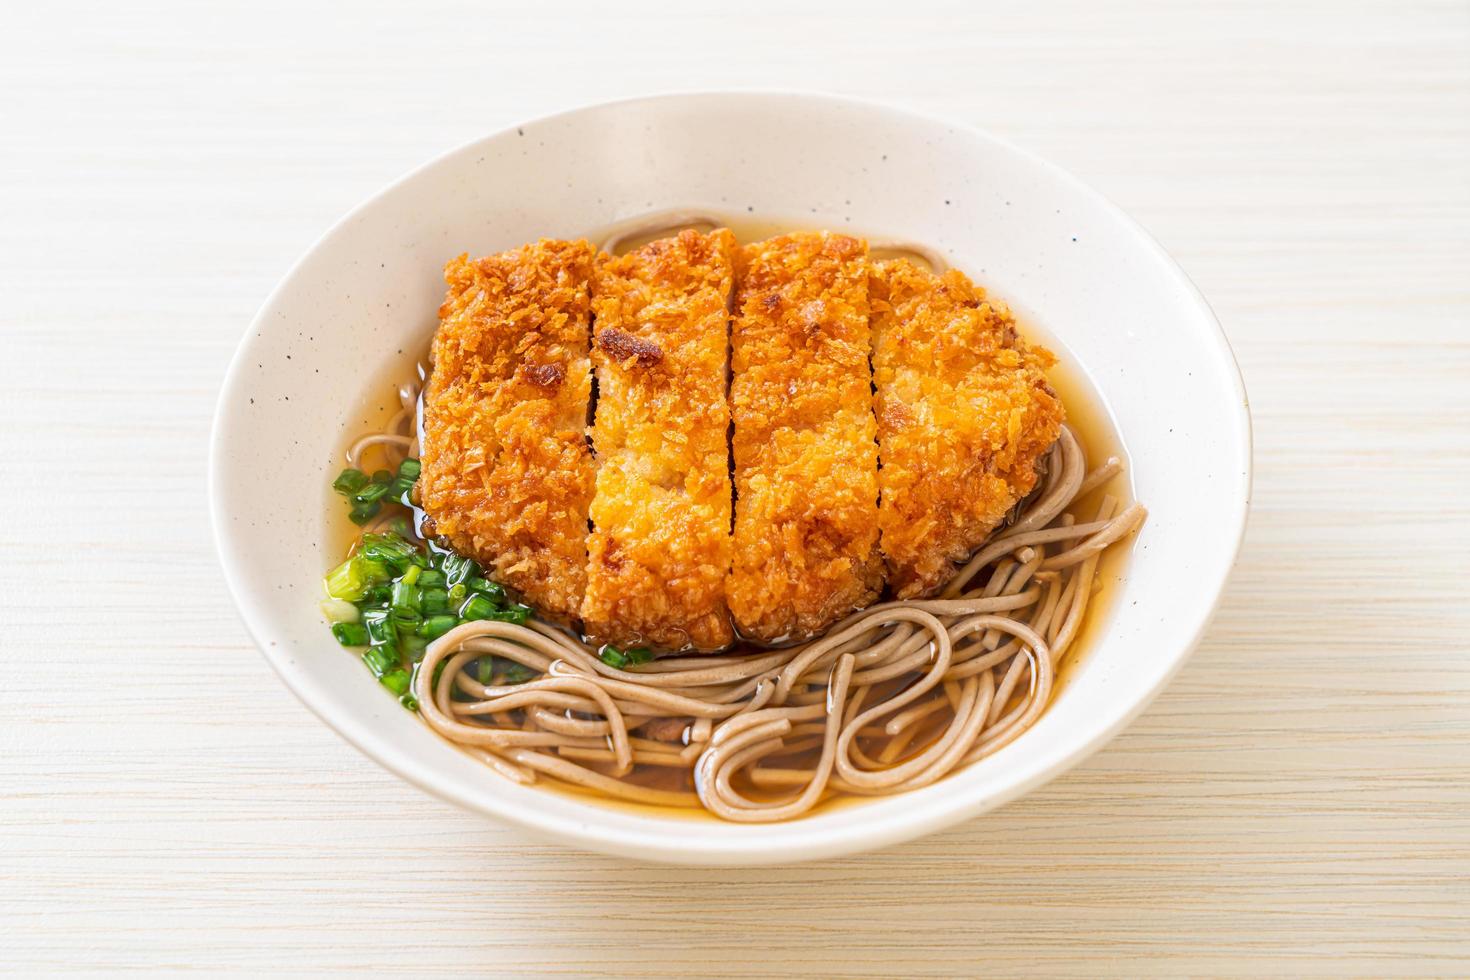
[583,229,736,651]
[420,239,597,623]
[870,259,1064,598]
[727,232,882,642]
[417,232,1064,646]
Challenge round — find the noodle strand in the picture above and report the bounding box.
[404,423,1143,822]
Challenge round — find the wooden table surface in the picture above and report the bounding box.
[3,1,1467,975]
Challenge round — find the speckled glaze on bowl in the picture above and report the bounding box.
[210,92,1250,866]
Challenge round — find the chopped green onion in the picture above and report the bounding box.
[473,657,536,685]
[319,598,359,623]
[360,531,417,571]
[418,614,459,640]
[379,667,411,696]
[502,661,535,684]
[361,583,393,607]
[390,579,422,614]
[324,555,391,602]
[352,481,393,505]
[390,607,422,630]
[599,645,628,669]
[349,500,382,525]
[363,608,394,644]
[361,529,407,551]
[467,577,506,602]
[348,502,382,525]
[325,485,547,710]
[362,645,398,678]
[454,594,524,623]
[482,604,531,625]
[331,622,370,646]
[397,458,422,480]
[333,468,369,494]
[440,554,479,588]
[459,594,498,621]
[324,557,370,601]
[359,559,391,584]
[398,632,428,661]
[625,646,654,666]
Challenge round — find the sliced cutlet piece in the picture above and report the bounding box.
[870,259,1064,598]
[584,229,736,651]
[728,232,882,643]
[420,239,597,623]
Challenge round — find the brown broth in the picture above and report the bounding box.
[323,214,1137,819]
[322,353,431,563]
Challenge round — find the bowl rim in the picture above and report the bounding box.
[210,89,1252,865]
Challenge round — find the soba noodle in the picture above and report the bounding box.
[345,381,421,471]
[371,392,1146,822]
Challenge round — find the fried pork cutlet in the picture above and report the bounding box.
[420,239,597,623]
[870,259,1064,598]
[583,229,736,651]
[727,232,883,642]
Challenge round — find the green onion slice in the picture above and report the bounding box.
[331,622,370,647]
[333,468,369,495]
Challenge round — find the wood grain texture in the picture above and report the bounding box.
[2,0,1467,975]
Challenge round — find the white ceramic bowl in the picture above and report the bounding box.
[211,92,1250,865]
